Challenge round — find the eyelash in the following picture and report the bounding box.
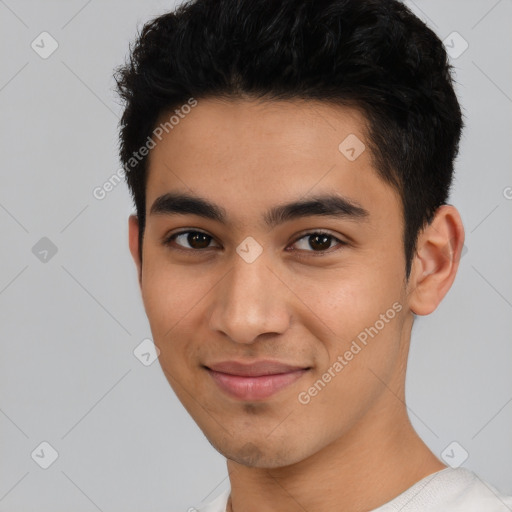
[162,229,348,257]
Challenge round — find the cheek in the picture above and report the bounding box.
[140,255,227,381]
[141,263,206,394]
[141,254,210,334]
[298,304,405,434]
[295,258,406,385]
[295,261,403,339]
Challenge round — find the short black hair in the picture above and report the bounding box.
[114,0,463,279]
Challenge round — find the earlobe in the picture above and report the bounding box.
[408,205,465,316]
[128,214,142,287]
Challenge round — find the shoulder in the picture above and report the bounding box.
[190,470,512,512]
[194,489,230,512]
[446,468,512,512]
[377,467,512,512]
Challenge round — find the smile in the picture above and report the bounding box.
[204,360,310,401]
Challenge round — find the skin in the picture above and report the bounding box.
[128,98,465,512]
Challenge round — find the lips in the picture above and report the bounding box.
[204,360,310,401]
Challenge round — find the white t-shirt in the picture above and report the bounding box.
[196,467,512,512]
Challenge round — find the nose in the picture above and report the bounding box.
[207,250,291,344]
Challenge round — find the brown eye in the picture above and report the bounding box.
[291,231,346,254]
[164,230,218,251]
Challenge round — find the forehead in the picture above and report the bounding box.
[145,98,400,227]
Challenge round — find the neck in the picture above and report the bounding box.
[225,402,445,512]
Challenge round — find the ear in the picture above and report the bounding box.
[128,214,142,287]
[407,205,465,316]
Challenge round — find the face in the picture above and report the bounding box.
[130,98,414,468]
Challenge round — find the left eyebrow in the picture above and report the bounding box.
[149,191,369,228]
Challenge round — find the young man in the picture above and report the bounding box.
[114,0,512,510]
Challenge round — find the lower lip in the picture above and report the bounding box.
[207,369,308,401]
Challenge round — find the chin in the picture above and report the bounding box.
[208,434,310,469]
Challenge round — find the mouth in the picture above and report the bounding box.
[203,360,311,401]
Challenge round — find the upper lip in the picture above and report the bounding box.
[205,360,309,377]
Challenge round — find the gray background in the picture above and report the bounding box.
[0,0,511,510]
